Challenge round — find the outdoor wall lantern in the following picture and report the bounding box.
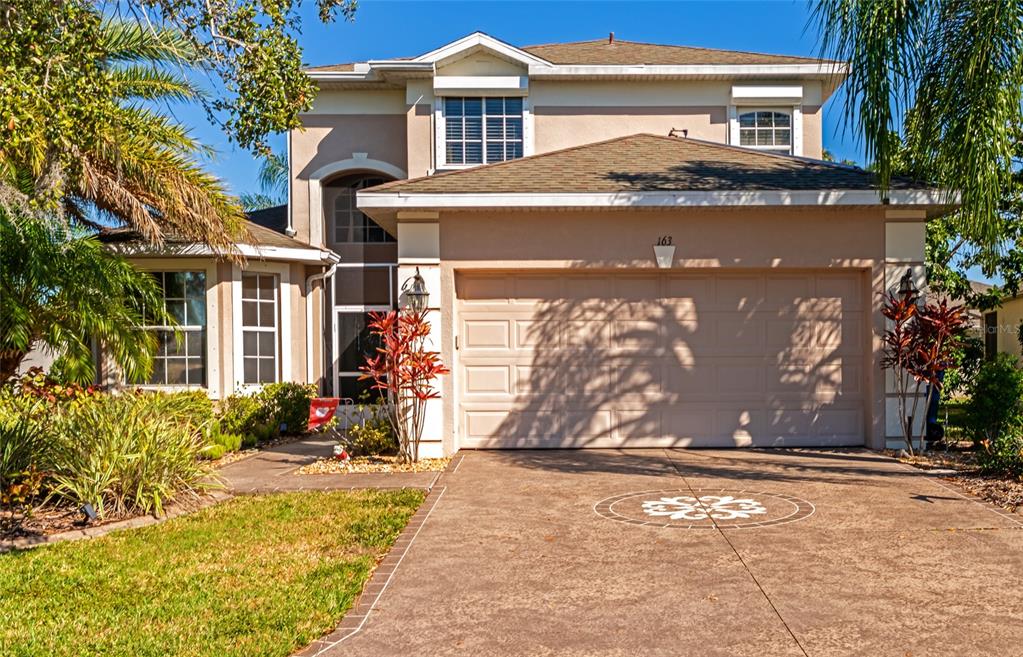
[653,235,675,269]
[402,267,429,312]
[897,267,919,303]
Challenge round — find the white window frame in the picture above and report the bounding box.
[232,262,292,395]
[729,105,803,156]
[240,272,280,386]
[434,96,533,170]
[330,262,397,398]
[126,260,219,396]
[137,270,208,389]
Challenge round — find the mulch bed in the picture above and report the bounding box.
[1,494,218,543]
[1,506,139,541]
[886,447,1023,513]
[297,455,451,475]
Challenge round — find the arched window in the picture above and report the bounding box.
[328,174,396,244]
[738,110,792,153]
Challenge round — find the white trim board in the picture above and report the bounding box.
[359,189,955,210]
[108,243,336,264]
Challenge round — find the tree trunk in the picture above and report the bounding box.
[0,350,28,382]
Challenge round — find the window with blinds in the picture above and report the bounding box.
[443,97,524,166]
[738,110,792,153]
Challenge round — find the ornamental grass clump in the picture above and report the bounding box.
[48,393,213,517]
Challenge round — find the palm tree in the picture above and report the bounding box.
[0,15,242,382]
[0,214,169,383]
[241,150,288,211]
[812,0,1023,261]
[1,15,245,251]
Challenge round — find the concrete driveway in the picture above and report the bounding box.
[311,449,1023,657]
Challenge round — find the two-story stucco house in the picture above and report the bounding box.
[106,32,950,456]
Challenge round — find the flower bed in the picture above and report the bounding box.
[297,455,451,475]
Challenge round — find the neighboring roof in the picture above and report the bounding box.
[363,133,925,196]
[99,217,337,263]
[520,39,837,66]
[245,204,288,235]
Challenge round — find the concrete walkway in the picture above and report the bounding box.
[217,437,439,493]
[303,448,1023,657]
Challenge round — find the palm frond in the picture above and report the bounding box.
[99,19,196,66]
[111,66,200,102]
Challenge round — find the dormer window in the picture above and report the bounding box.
[738,110,792,154]
[442,97,524,167]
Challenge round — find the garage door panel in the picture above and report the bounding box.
[714,317,765,353]
[614,276,661,300]
[615,357,664,395]
[816,275,863,310]
[513,275,562,300]
[716,364,764,395]
[513,319,560,349]
[614,319,662,350]
[457,270,865,448]
[764,275,812,308]
[615,409,664,441]
[462,408,561,445]
[715,275,764,311]
[564,275,612,299]
[564,320,611,349]
[463,319,511,349]
[457,275,508,302]
[463,365,512,396]
[564,410,613,441]
[562,363,614,396]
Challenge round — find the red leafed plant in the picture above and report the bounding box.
[359,310,449,463]
[881,292,967,455]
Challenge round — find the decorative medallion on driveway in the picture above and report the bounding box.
[594,488,815,529]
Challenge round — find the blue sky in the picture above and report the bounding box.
[178,0,863,199]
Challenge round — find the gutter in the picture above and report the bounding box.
[306,252,340,389]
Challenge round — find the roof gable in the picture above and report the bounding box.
[411,32,553,68]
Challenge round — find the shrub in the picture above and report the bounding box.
[977,432,1023,478]
[346,407,398,457]
[217,394,261,437]
[153,390,214,433]
[48,393,212,517]
[0,414,49,512]
[217,384,315,443]
[200,422,243,460]
[962,354,1023,446]
[255,383,315,435]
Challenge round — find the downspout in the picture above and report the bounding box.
[285,131,296,237]
[306,253,340,388]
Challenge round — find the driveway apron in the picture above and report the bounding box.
[319,449,1023,657]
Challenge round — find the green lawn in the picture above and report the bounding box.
[0,489,425,657]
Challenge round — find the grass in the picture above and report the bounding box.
[0,489,425,657]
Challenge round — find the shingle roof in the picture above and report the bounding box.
[520,39,835,66]
[99,216,317,251]
[305,37,835,73]
[363,134,920,195]
[245,204,288,235]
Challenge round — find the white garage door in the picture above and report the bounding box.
[456,271,865,448]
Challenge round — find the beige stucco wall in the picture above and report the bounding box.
[802,105,823,159]
[534,106,727,152]
[995,297,1023,359]
[430,207,888,453]
[292,113,408,244]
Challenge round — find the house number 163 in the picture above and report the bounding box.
[656,236,673,246]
